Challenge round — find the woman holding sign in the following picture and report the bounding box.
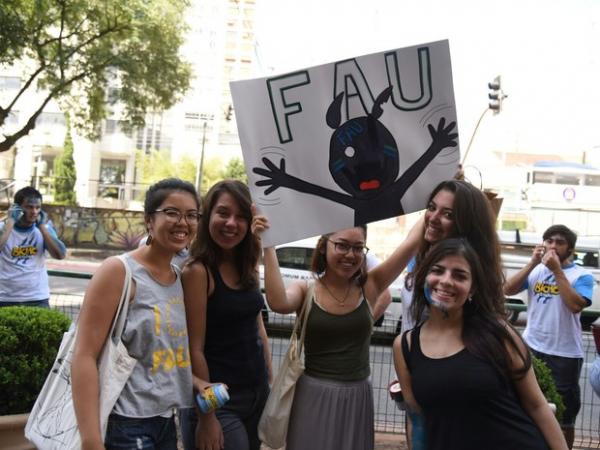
[182,180,271,450]
[256,216,421,450]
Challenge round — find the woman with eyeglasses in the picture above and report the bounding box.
[181,180,272,450]
[256,220,421,450]
[72,178,201,450]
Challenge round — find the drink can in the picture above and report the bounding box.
[196,383,230,413]
[388,380,405,410]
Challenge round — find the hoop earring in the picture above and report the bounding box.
[146,235,153,245]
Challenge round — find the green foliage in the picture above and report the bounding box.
[221,157,248,184]
[0,0,192,151]
[0,306,71,414]
[532,355,565,422]
[53,116,77,204]
[136,149,196,186]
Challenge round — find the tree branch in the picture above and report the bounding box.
[0,67,107,152]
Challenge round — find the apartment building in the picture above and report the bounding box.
[1,0,258,209]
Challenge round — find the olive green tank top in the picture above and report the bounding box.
[303,296,373,381]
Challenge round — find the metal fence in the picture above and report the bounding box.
[48,270,600,448]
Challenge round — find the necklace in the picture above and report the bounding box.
[319,277,352,307]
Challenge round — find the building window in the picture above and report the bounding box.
[98,159,126,199]
[0,76,20,91]
[36,112,66,127]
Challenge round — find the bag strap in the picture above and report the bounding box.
[296,281,314,356]
[109,254,134,342]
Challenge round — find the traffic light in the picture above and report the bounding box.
[488,75,505,114]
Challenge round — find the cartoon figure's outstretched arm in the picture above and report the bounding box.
[253,157,357,207]
[390,117,458,197]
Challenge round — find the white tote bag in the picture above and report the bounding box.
[25,255,137,449]
[258,282,314,449]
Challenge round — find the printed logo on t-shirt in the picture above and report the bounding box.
[151,296,190,373]
[533,277,558,304]
[11,245,37,258]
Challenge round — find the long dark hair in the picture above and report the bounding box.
[406,180,505,316]
[310,225,368,286]
[412,238,530,380]
[188,180,260,290]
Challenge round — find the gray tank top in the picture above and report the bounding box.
[113,253,194,417]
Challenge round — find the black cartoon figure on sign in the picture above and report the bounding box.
[253,86,458,225]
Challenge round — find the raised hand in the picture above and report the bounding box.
[253,157,291,195]
[36,209,48,225]
[428,117,458,149]
[250,204,269,239]
[8,204,23,223]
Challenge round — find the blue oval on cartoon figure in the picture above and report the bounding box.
[196,383,230,413]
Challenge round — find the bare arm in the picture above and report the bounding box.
[0,219,14,251]
[543,251,590,313]
[71,257,128,450]
[504,245,543,296]
[251,210,305,314]
[364,219,422,307]
[507,328,568,449]
[182,262,224,450]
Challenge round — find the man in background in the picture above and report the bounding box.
[504,224,593,448]
[0,186,66,308]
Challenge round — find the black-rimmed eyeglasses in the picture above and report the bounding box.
[153,208,201,224]
[327,239,369,255]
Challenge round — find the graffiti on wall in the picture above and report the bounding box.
[43,205,147,250]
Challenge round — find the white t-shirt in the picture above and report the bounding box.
[0,222,53,302]
[522,263,594,358]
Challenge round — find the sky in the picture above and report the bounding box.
[253,0,600,177]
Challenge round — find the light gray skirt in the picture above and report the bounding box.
[286,374,374,450]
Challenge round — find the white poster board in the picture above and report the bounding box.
[231,40,460,247]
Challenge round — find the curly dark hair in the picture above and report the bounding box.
[411,238,530,381]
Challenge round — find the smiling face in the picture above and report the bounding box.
[424,189,456,244]
[322,227,367,279]
[425,254,473,314]
[146,191,198,253]
[208,191,249,251]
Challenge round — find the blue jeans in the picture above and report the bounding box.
[180,381,269,450]
[105,414,177,450]
[0,299,49,308]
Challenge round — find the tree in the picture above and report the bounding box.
[221,157,248,184]
[0,0,192,152]
[53,116,77,204]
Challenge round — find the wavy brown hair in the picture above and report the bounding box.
[188,180,260,290]
[406,180,505,316]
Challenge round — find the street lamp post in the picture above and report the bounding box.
[195,121,208,193]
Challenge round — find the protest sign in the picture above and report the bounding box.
[231,39,459,246]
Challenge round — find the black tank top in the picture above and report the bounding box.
[204,267,267,388]
[402,326,549,450]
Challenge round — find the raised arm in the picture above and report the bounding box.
[251,208,306,314]
[542,250,592,313]
[504,245,543,296]
[72,257,128,450]
[364,218,423,306]
[182,262,224,450]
